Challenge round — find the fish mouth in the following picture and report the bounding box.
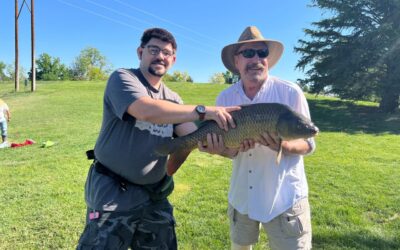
[310,125,319,136]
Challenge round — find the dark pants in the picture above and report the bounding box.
[77,199,177,250]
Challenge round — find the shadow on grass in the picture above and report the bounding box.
[313,231,400,249]
[308,99,400,135]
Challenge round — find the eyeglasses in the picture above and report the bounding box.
[146,45,174,58]
[236,48,269,59]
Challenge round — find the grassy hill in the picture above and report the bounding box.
[0,81,399,249]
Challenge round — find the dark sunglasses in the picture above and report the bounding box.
[236,48,269,59]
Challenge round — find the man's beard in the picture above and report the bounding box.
[148,60,166,77]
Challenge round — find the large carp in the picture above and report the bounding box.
[155,103,319,175]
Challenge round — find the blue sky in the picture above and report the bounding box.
[0,0,322,83]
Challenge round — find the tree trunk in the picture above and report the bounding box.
[379,88,399,113]
[379,57,400,113]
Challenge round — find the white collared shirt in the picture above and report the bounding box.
[216,75,315,223]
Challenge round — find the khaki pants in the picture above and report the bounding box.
[228,198,312,250]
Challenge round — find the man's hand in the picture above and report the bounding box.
[198,133,256,158]
[238,139,256,152]
[258,132,281,152]
[204,106,241,132]
[258,132,312,156]
[198,133,226,155]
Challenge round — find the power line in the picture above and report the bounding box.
[112,0,222,44]
[56,0,144,32]
[57,0,216,55]
[84,0,218,50]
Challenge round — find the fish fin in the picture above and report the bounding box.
[166,149,192,176]
[276,139,283,165]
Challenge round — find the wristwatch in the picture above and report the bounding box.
[195,105,206,121]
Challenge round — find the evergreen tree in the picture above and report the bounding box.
[295,0,400,112]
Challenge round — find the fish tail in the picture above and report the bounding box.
[154,138,182,156]
[166,149,192,176]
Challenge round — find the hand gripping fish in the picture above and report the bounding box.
[155,103,319,176]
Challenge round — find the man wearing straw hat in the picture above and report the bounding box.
[199,26,315,249]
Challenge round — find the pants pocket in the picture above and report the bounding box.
[131,200,177,249]
[280,199,311,237]
[77,221,100,248]
[227,204,236,223]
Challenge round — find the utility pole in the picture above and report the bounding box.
[31,0,36,91]
[15,0,35,92]
[15,0,19,91]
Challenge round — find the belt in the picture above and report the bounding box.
[87,149,130,191]
[93,161,131,191]
[86,150,174,200]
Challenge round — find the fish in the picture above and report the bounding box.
[155,103,319,176]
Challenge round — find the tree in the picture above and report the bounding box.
[209,72,226,84]
[87,67,108,81]
[71,47,110,80]
[221,70,240,84]
[223,71,233,84]
[0,62,9,81]
[6,64,26,82]
[295,0,400,112]
[172,70,191,82]
[186,76,193,83]
[162,70,193,82]
[35,53,71,80]
[162,73,175,82]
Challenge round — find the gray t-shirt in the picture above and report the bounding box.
[85,68,182,211]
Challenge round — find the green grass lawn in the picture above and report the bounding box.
[0,81,399,249]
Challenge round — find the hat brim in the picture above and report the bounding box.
[221,39,284,75]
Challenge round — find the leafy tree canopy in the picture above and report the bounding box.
[163,70,193,83]
[35,53,70,80]
[71,47,111,80]
[209,72,226,84]
[0,61,9,81]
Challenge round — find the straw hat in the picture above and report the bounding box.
[221,26,284,74]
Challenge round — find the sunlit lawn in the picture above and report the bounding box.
[0,81,399,249]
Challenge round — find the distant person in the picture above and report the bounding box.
[77,27,239,249]
[0,98,11,146]
[199,26,316,250]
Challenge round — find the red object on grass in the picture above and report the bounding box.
[11,139,35,148]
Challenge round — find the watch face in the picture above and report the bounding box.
[197,105,206,113]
